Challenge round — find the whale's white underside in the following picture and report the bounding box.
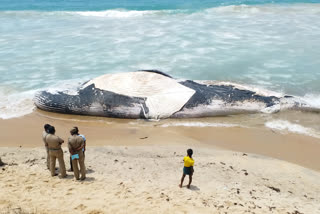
[84,71,195,119]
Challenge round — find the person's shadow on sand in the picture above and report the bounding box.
[86,168,95,174]
[188,185,200,191]
[181,185,200,191]
[82,177,95,182]
[61,175,95,182]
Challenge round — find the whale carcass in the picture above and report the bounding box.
[34,70,305,119]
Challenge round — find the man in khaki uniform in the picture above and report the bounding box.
[46,126,67,178]
[42,124,51,170]
[68,128,86,180]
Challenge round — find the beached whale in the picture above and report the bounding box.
[34,70,308,119]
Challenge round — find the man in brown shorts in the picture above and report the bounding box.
[68,127,86,180]
[45,126,67,178]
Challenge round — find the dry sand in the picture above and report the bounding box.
[1,110,320,213]
[1,146,320,214]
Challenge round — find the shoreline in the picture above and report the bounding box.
[1,110,320,171]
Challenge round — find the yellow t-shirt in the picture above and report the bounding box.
[183,156,194,167]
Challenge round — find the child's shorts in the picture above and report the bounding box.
[183,166,192,175]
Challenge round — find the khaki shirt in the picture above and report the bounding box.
[68,135,84,154]
[46,134,64,149]
[42,131,48,147]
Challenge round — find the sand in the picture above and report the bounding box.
[1,110,320,171]
[1,110,320,213]
[1,146,320,214]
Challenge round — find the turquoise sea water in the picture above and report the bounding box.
[1,0,319,11]
[0,0,320,131]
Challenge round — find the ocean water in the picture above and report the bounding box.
[0,0,320,136]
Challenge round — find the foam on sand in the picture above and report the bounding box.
[160,122,238,128]
[265,120,320,138]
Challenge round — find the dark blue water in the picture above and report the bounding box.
[1,0,319,11]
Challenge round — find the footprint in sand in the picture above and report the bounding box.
[202,200,209,207]
[75,204,87,211]
[25,186,33,190]
[87,209,104,214]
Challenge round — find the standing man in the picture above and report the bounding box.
[68,127,86,181]
[46,126,67,178]
[68,127,86,171]
[42,124,51,170]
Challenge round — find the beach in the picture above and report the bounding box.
[1,110,320,213]
[1,1,320,213]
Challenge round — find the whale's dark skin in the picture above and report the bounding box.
[34,70,282,119]
[179,80,278,107]
[35,84,149,118]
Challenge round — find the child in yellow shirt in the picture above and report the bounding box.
[179,148,194,188]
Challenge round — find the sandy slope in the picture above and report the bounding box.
[1,146,320,214]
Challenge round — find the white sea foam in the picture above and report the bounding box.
[160,122,238,128]
[207,4,320,15]
[265,120,320,138]
[300,94,320,110]
[0,89,35,119]
[71,10,160,18]
[46,78,89,95]
[208,4,262,14]
[68,8,192,18]
[0,79,87,119]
